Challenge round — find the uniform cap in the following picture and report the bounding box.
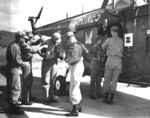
[16,31,29,39]
[111,26,119,32]
[23,30,33,37]
[95,35,103,42]
[64,31,74,39]
[96,35,103,39]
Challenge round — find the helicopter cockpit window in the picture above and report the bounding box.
[106,0,146,11]
[84,29,93,44]
[114,0,133,10]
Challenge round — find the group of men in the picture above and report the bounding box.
[5,29,87,117]
[5,25,123,117]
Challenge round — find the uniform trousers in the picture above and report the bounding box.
[90,60,103,97]
[41,59,58,100]
[103,56,122,93]
[21,61,32,102]
[69,60,84,105]
[6,67,21,104]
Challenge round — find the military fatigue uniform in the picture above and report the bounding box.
[102,36,123,94]
[65,42,84,105]
[6,41,28,105]
[20,39,40,103]
[39,39,62,102]
[90,43,103,98]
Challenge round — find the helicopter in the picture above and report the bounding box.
[28,0,150,95]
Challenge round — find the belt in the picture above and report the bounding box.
[69,57,83,66]
[92,58,100,61]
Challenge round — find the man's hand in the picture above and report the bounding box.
[23,62,30,68]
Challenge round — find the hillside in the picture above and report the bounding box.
[0,30,15,47]
[0,30,15,66]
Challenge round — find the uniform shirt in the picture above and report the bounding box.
[20,40,39,61]
[40,39,61,62]
[102,37,123,58]
[91,44,103,62]
[102,36,123,69]
[6,41,27,68]
[65,43,83,65]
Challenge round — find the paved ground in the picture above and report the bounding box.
[0,60,150,118]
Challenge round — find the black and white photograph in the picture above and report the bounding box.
[0,0,150,118]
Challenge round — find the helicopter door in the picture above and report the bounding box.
[135,16,150,85]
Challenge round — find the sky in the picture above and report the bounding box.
[0,0,146,32]
[0,0,103,32]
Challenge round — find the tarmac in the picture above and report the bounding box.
[0,60,150,118]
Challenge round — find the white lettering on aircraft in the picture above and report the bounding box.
[76,11,101,26]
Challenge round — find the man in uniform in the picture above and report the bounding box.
[20,30,45,105]
[90,35,104,99]
[102,26,123,104]
[6,31,30,114]
[39,32,63,105]
[64,31,85,117]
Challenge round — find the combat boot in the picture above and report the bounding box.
[65,104,79,117]
[109,93,115,104]
[103,92,109,104]
[67,104,82,112]
[78,104,82,112]
[6,103,24,115]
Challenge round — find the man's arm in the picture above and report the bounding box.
[81,43,92,62]
[21,42,47,54]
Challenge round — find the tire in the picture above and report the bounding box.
[54,75,69,96]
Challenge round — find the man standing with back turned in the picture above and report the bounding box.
[102,26,123,104]
[39,32,63,105]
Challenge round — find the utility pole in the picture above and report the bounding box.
[66,12,68,19]
[82,3,84,14]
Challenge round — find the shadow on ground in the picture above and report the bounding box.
[0,68,150,118]
[0,64,6,77]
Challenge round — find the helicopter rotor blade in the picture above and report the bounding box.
[101,0,109,9]
[35,6,43,24]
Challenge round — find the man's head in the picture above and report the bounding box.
[15,31,29,42]
[64,31,77,45]
[111,26,119,36]
[52,32,61,43]
[95,35,103,45]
